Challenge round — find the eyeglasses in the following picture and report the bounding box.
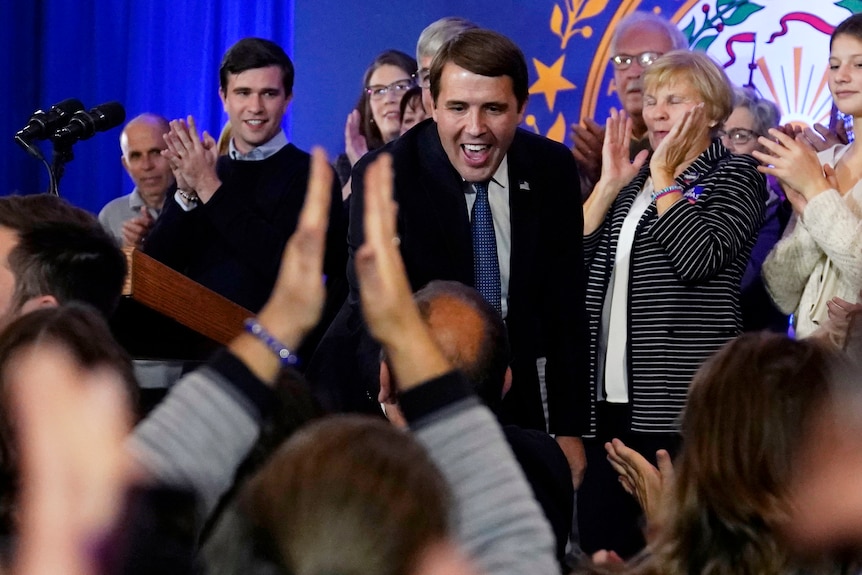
[717,127,758,146]
[413,68,431,89]
[366,79,415,100]
[610,51,662,71]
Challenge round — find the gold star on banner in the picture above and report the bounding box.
[529,55,576,111]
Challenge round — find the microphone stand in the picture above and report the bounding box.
[48,137,75,197]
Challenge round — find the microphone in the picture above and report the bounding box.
[51,102,126,147]
[14,98,84,152]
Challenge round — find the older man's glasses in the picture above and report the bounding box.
[610,51,662,71]
[366,79,415,100]
[717,128,758,147]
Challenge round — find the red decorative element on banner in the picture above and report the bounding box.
[723,32,756,67]
[767,12,835,44]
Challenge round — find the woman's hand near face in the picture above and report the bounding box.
[650,103,709,181]
[752,128,831,201]
[583,108,648,235]
[598,108,649,191]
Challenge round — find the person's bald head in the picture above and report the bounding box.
[414,281,510,413]
[378,281,511,425]
[119,113,173,209]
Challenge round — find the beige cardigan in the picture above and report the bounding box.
[762,144,862,338]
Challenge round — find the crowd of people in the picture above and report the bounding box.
[4,9,862,575]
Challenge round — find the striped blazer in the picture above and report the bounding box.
[583,140,766,435]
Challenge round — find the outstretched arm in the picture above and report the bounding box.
[128,148,333,521]
[10,344,134,575]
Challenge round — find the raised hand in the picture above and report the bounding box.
[583,109,649,235]
[232,148,332,385]
[354,154,414,345]
[256,147,332,348]
[344,109,369,167]
[570,116,605,185]
[599,108,649,191]
[11,343,133,575]
[354,154,450,390]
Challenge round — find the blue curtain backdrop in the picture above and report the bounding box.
[1,0,294,213]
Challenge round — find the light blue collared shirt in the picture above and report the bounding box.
[228,129,288,161]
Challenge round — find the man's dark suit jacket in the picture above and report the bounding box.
[309,119,590,436]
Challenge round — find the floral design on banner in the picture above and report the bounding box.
[526,0,610,142]
[523,0,861,146]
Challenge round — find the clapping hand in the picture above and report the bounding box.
[570,116,606,185]
[583,108,648,234]
[599,108,648,192]
[605,438,674,537]
[753,128,831,202]
[121,206,155,249]
[162,116,220,202]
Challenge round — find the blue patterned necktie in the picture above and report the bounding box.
[471,181,502,314]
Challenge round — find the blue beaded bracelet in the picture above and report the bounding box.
[243,318,299,367]
[651,184,683,202]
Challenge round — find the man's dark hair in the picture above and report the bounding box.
[414,280,510,414]
[0,195,126,318]
[429,28,529,110]
[0,194,95,231]
[219,37,295,98]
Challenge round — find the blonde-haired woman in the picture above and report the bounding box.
[579,50,766,556]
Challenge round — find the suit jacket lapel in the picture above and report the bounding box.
[507,133,539,305]
[416,124,473,282]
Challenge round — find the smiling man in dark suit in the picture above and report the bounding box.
[310,28,589,485]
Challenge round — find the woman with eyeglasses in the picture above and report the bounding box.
[718,87,780,155]
[719,86,792,333]
[754,13,862,341]
[337,50,417,198]
[579,50,766,557]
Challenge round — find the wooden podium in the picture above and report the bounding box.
[111,248,253,360]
